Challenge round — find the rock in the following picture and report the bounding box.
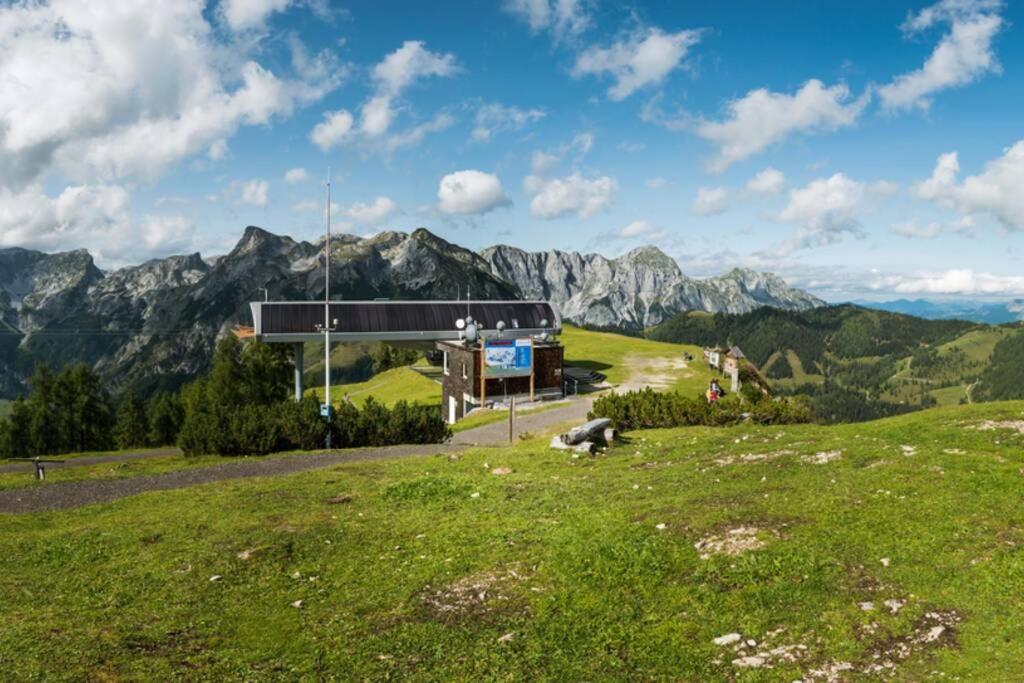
[326,494,353,505]
[491,467,513,476]
[562,419,612,446]
[549,436,570,450]
[713,633,742,646]
[859,602,875,611]
[655,523,667,531]
[497,632,515,644]
[732,655,766,668]
[470,492,481,499]
[880,557,891,567]
[209,575,223,582]
[291,600,303,609]
[572,441,598,455]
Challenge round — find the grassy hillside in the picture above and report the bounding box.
[0,399,10,419]
[650,305,1024,420]
[4,401,1024,679]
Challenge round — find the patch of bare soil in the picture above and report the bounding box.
[420,564,531,621]
[972,420,1024,435]
[617,354,690,393]
[695,526,772,559]
[802,450,843,465]
[713,450,795,467]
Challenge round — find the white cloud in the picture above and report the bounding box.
[777,173,868,250]
[503,0,591,41]
[525,173,618,219]
[879,0,1003,111]
[352,41,458,141]
[472,103,545,142]
[284,167,310,184]
[873,268,1024,296]
[437,170,512,215]
[384,113,456,152]
[571,132,594,155]
[746,167,786,195]
[692,187,729,216]
[241,179,269,207]
[620,220,653,237]
[646,176,668,189]
[221,0,294,31]
[0,2,343,189]
[572,27,704,101]
[891,216,975,239]
[310,109,355,150]
[344,196,399,225]
[916,141,1024,230]
[0,184,193,266]
[697,80,869,172]
[531,151,561,175]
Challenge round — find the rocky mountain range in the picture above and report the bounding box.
[0,226,822,398]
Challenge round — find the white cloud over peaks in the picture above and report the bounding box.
[746,168,787,195]
[879,0,1003,111]
[525,173,618,219]
[692,187,729,216]
[0,2,343,189]
[221,0,294,31]
[284,167,310,184]
[0,184,193,265]
[504,0,591,41]
[620,220,653,237]
[891,216,975,239]
[356,41,458,139]
[241,179,269,207]
[573,27,704,101]
[698,80,869,172]
[916,141,1024,230]
[777,173,868,250]
[437,170,512,215]
[344,197,399,225]
[310,110,355,150]
[874,269,1024,296]
[473,103,545,142]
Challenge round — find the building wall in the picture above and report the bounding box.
[437,341,564,423]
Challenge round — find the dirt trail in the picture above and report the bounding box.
[616,354,691,393]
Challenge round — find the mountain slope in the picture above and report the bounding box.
[481,244,823,329]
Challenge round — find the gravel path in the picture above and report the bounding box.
[0,448,181,474]
[0,398,591,514]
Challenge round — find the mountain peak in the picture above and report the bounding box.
[620,245,678,271]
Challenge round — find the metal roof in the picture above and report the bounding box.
[249,300,561,343]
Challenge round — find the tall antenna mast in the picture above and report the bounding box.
[323,167,333,447]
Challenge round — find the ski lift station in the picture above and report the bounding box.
[248,300,565,424]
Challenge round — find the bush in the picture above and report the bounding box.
[177,339,452,456]
[589,388,813,431]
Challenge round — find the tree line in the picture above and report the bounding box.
[1,337,449,459]
[0,364,183,458]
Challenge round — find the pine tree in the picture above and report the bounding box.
[147,393,183,446]
[114,392,148,450]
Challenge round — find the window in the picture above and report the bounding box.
[443,351,449,376]
[461,362,467,379]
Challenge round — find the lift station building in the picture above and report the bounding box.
[248,300,563,424]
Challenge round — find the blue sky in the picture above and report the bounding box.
[2,0,1023,301]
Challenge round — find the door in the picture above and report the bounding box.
[448,395,457,424]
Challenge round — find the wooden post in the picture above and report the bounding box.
[508,395,515,443]
[529,338,535,401]
[479,338,486,407]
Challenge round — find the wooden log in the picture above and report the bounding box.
[560,418,612,446]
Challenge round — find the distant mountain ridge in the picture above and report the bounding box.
[0,226,821,397]
[855,298,1024,325]
[481,244,823,329]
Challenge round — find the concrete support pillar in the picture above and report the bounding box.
[293,342,304,401]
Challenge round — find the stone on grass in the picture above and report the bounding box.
[326,494,353,505]
[209,575,223,582]
[491,467,513,476]
[713,633,742,646]
[497,632,515,644]
[291,600,303,609]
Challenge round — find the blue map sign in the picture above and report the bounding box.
[484,338,533,378]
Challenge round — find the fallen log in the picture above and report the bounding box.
[561,418,612,446]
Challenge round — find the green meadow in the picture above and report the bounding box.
[4,401,1024,680]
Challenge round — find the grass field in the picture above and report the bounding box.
[311,366,442,408]
[5,401,1024,679]
[0,398,11,418]
[560,325,715,395]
